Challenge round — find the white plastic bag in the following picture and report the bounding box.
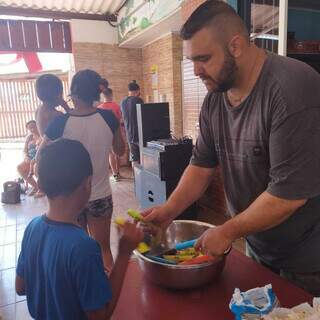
[229,284,279,320]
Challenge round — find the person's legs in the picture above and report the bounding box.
[129,143,140,172]
[129,143,140,164]
[109,152,120,180]
[17,161,38,194]
[32,161,44,198]
[85,196,114,271]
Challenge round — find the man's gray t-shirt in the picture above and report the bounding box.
[191,52,320,273]
[120,96,144,144]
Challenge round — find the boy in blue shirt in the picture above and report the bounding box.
[15,139,143,320]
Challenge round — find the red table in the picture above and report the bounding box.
[113,250,313,320]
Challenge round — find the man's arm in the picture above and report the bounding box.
[144,164,214,228]
[195,191,306,256]
[15,275,26,296]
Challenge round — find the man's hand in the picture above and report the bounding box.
[195,225,233,257]
[142,205,176,230]
[118,222,144,255]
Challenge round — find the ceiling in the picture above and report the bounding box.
[0,0,126,20]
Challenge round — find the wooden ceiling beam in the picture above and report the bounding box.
[0,6,117,22]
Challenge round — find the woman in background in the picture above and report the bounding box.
[17,120,41,195]
[39,70,125,272]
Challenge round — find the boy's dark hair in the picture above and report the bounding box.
[26,120,36,128]
[36,74,63,105]
[128,80,140,91]
[71,69,102,105]
[38,139,93,199]
[180,0,248,41]
[104,87,113,97]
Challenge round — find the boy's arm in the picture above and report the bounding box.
[15,275,26,296]
[85,223,143,320]
[102,249,132,318]
[85,254,131,320]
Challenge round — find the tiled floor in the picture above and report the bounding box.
[0,142,244,319]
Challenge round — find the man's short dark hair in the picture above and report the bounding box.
[104,87,113,97]
[36,74,63,105]
[71,69,102,105]
[180,0,248,41]
[128,80,140,91]
[38,139,93,199]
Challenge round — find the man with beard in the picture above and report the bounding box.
[143,0,320,295]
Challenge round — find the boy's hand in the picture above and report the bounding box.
[118,222,144,255]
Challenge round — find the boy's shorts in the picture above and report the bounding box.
[79,195,113,221]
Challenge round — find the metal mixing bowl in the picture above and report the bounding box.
[134,220,228,289]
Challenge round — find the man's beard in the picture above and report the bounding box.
[202,50,237,93]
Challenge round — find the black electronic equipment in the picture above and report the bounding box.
[147,137,192,151]
[143,138,193,180]
[134,102,197,220]
[136,103,171,147]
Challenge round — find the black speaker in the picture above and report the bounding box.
[142,139,193,180]
[136,103,171,147]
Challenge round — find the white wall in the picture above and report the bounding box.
[70,19,118,44]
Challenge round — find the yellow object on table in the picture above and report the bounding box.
[137,242,150,254]
[114,216,150,254]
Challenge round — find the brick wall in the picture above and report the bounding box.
[171,33,184,138]
[73,42,143,104]
[142,33,183,137]
[73,42,143,166]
